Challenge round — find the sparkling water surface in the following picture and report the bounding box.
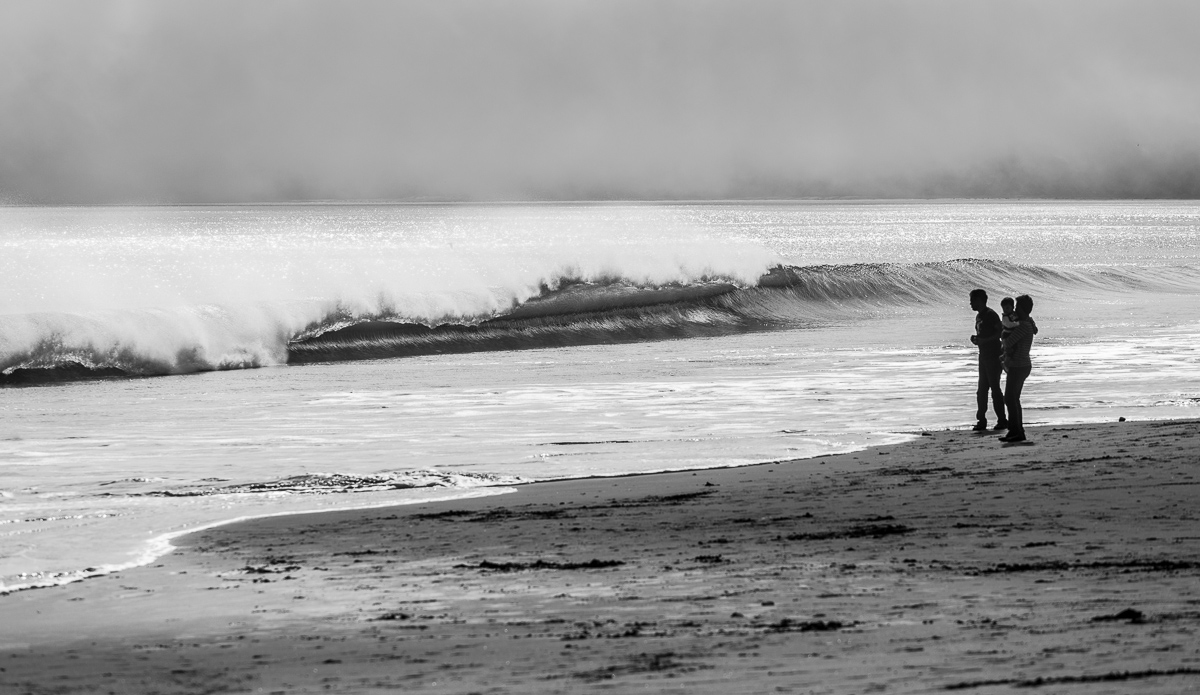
[2,201,1199,591]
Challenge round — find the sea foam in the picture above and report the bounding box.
[1,205,779,379]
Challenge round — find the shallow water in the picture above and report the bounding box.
[2,201,1199,591]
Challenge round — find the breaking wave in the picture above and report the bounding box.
[3,259,1196,385]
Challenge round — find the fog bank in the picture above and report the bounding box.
[2,0,1198,203]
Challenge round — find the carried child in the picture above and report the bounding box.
[999,297,1019,373]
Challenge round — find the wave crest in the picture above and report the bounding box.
[3,259,1195,384]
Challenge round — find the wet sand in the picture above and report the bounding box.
[3,419,1199,694]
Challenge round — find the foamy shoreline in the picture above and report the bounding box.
[0,435,897,595]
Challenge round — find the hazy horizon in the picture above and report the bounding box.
[3,0,1199,204]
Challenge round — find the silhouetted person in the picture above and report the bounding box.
[969,289,1006,431]
[999,294,1037,443]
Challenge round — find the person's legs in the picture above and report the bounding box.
[975,361,989,426]
[1003,364,1031,439]
[989,358,1007,426]
[977,356,1005,426]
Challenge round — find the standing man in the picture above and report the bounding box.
[969,289,1007,432]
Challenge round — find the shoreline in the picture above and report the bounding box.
[3,417,1199,693]
[0,431,914,596]
[0,414,1169,596]
[0,486,521,596]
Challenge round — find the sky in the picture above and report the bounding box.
[2,0,1199,204]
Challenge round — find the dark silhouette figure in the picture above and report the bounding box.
[1000,294,1037,443]
[969,289,1006,431]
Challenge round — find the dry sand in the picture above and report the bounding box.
[3,419,1199,694]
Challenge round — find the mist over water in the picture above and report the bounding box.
[2,1,1199,203]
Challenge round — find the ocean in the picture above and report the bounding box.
[2,201,1199,593]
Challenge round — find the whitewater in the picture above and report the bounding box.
[2,201,1199,592]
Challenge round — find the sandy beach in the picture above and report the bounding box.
[3,418,1199,694]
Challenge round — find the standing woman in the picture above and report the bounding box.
[1000,295,1038,443]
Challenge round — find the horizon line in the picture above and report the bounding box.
[5,196,1200,208]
